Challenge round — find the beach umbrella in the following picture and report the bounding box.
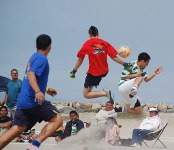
[0,75,11,92]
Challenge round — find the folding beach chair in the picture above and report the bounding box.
[143,121,168,148]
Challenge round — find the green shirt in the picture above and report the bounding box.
[118,60,147,86]
[6,79,22,108]
[71,124,77,135]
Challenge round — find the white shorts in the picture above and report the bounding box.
[118,78,140,106]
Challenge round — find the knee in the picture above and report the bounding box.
[83,94,89,99]
[53,114,63,126]
[83,92,90,99]
[134,109,142,115]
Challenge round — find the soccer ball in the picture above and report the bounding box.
[118,46,131,58]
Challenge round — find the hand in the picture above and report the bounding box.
[84,122,91,128]
[123,62,132,67]
[136,71,143,77]
[69,69,77,78]
[154,66,164,75]
[35,91,45,105]
[47,88,57,97]
[55,136,61,143]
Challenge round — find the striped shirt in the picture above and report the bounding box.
[118,60,147,86]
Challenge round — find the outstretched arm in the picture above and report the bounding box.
[70,58,84,78]
[112,56,124,65]
[144,66,163,82]
[73,58,84,71]
[112,56,132,68]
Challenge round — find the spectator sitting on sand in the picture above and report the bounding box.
[55,111,84,143]
[0,106,12,137]
[95,101,117,124]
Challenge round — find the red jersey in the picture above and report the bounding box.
[77,38,118,76]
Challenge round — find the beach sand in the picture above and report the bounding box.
[3,112,174,150]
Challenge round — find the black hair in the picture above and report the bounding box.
[36,34,52,50]
[138,52,151,62]
[106,101,113,105]
[11,69,18,74]
[69,110,78,116]
[88,26,99,37]
[0,106,8,111]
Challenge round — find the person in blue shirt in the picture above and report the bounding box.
[3,69,22,119]
[0,34,63,150]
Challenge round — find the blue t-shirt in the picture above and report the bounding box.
[6,79,22,108]
[17,52,49,109]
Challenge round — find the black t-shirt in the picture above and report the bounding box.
[0,116,12,124]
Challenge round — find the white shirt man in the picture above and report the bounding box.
[95,101,117,124]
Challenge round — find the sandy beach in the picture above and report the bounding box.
[3,111,174,150]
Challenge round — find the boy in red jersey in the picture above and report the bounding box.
[70,26,130,103]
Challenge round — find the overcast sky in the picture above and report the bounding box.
[0,0,174,104]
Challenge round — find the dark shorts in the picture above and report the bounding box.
[13,100,59,131]
[134,99,141,108]
[84,73,107,88]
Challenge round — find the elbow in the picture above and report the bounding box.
[144,79,148,82]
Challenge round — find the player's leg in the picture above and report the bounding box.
[127,99,142,115]
[36,114,62,142]
[0,125,27,149]
[83,87,109,99]
[117,79,142,114]
[29,101,63,149]
[83,74,112,101]
[129,77,143,98]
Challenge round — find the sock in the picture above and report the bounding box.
[32,139,41,148]
[122,106,127,113]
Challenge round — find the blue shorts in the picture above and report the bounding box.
[13,100,59,131]
[84,73,107,88]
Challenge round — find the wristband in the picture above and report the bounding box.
[46,87,49,93]
[72,69,77,74]
[35,91,41,94]
[153,72,156,76]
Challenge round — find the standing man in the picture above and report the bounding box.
[117,52,163,115]
[0,34,63,150]
[70,26,130,103]
[3,69,22,119]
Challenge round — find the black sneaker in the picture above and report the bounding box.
[114,107,122,112]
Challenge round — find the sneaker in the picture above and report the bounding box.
[114,106,122,112]
[104,89,112,102]
[129,86,138,98]
[130,143,141,147]
[27,144,39,150]
[110,97,114,104]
